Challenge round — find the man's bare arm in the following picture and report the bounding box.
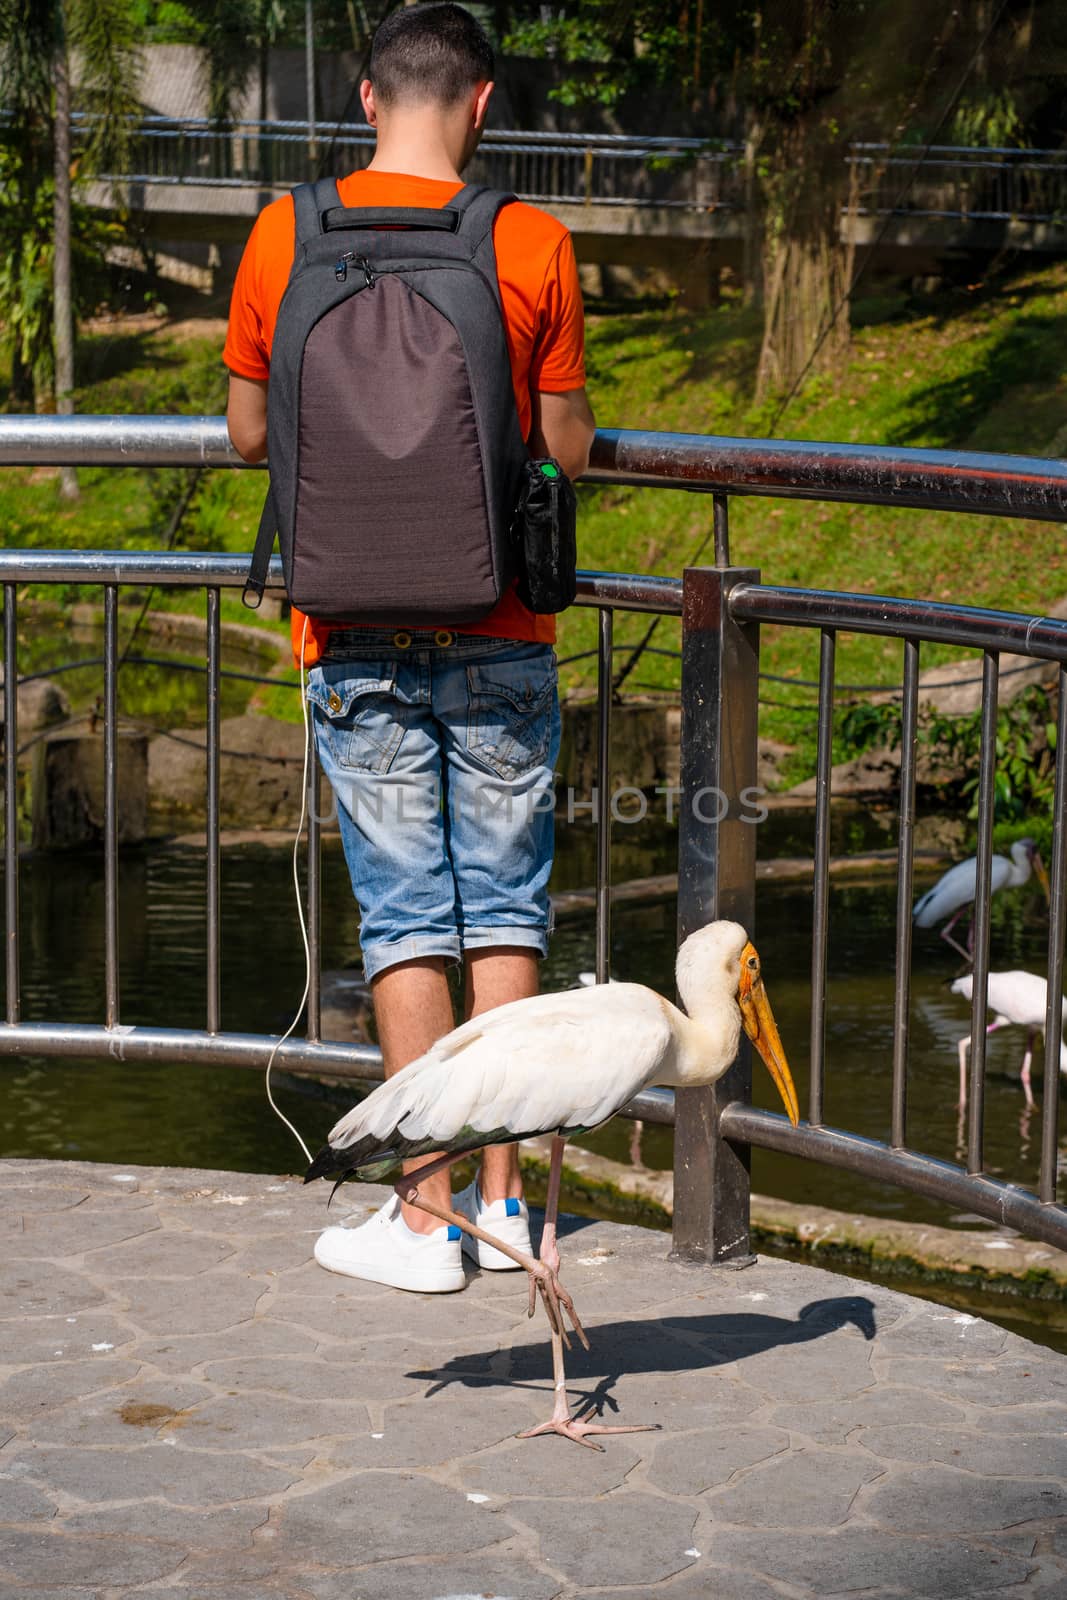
[528,387,596,482]
[227,373,269,463]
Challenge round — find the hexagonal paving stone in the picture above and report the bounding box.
[709,1528,1034,1596]
[511,1493,700,1588]
[302,1549,563,1600]
[863,1464,1067,1534]
[86,1231,236,1277]
[20,1443,296,1506]
[858,1423,1067,1479]
[0,1263,106,1319]
[706,1445,883,1529]
[880,1357,1067,1409]
[768,1384,966,1445]
[647,1425,789,1497]
[272,1471,503,1563]
[115,1276,266,1336]
[0,1528,181,1587]
[0,1312,135,1366]
[0,1359,141,1419]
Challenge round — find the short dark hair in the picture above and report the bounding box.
[369,4,494,107]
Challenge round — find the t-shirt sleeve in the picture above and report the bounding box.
[222,212,273,381]
[528,233,587,394]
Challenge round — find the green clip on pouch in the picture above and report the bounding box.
[514,458,578,614]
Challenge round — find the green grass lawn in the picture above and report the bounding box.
[3,260,1066,770]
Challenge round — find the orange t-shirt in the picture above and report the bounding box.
[223,169,587,666]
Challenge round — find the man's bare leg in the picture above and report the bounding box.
[465,948,539,1204]
[371,956,456,1235]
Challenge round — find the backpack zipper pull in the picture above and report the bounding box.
[334,253,351,282]
[357,255,376,289]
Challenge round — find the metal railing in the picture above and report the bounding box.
[82,115,741,211]
[2,416,1067,1263]
[70,114,1067,222]
[850,142,1067,224]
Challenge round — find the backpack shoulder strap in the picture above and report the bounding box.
[450,186,517,310]
[290,178,343,275]
[243,485,277,610]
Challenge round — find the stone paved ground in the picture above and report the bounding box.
[2,1159,1067,1600]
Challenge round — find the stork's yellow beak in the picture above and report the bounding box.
[1035,852,1051,904]
[738,941,800,1127]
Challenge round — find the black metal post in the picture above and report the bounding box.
[967,650,1000,1175]
[891,638,920,1149]
[595,606,613,984]
[103,584,119,1028]
[809,628,835,1127]
[306,724,322,1042]
[672,564,760,1265]
[206,588,221,1034]
[4,584,19,1024]
[1041,665,1067,1204]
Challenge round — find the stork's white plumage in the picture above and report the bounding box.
[951,969,1067,1108]
[913,839,1049,961]
[306,920,799,1448]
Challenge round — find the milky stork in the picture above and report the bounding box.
[913,838,1049,961]
[951,970,1067,1108]
[306,920,799,1448]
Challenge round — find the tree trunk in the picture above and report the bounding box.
[53,37,79,501]
[754,122,853,404]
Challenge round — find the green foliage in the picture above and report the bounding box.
[948,89,1024,149]
[0,154,122,399]
[835,687,1058,823]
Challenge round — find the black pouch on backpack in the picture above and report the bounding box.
[514,458,578,614]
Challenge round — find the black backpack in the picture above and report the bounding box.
[243,177,529,623]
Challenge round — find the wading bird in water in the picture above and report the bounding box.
[306,920,799,1449]
[913,838,1049,962]
[951,970,1067,1109]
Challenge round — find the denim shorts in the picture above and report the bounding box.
[307,634,559,981]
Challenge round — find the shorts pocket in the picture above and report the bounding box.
[465,653,556,781]
[307,664,403,775]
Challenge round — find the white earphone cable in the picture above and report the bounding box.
[263,613,314,1164]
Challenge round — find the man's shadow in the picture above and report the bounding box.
[407,1293,878,1423]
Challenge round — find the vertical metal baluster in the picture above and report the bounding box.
[713,493,730,567]
[1040,664,1067,1204]
[305,718,322,1041]
[205,588,221,1034]
[967,650,1000,1175]
[4,584,19,1024]
[672,563,761,1266]
[809,627,836,1128]
[103,585,120,1028]
[595,606,613,985]
[891,638,920,1149]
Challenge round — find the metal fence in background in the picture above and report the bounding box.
[70,114,1067,222]
[84,116,742,210]
[2,416,1067,1265]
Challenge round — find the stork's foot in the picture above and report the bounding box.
[517,1415,660,1452]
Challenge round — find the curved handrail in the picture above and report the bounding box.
[2,414,1066,523]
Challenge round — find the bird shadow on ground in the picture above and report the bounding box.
[407,1294,877,1420]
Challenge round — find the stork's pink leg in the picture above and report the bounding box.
[394,1148,586,1347]
[517,1136,658,1449]
[1021,1033,1036,1108]
[940,908,973,963]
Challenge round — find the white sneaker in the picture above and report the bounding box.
[452,1180,532,1271]
[313,1195,465,1293]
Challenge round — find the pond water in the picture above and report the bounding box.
[2,812,1063,1351]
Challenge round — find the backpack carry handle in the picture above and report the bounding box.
[321,205,463,234]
